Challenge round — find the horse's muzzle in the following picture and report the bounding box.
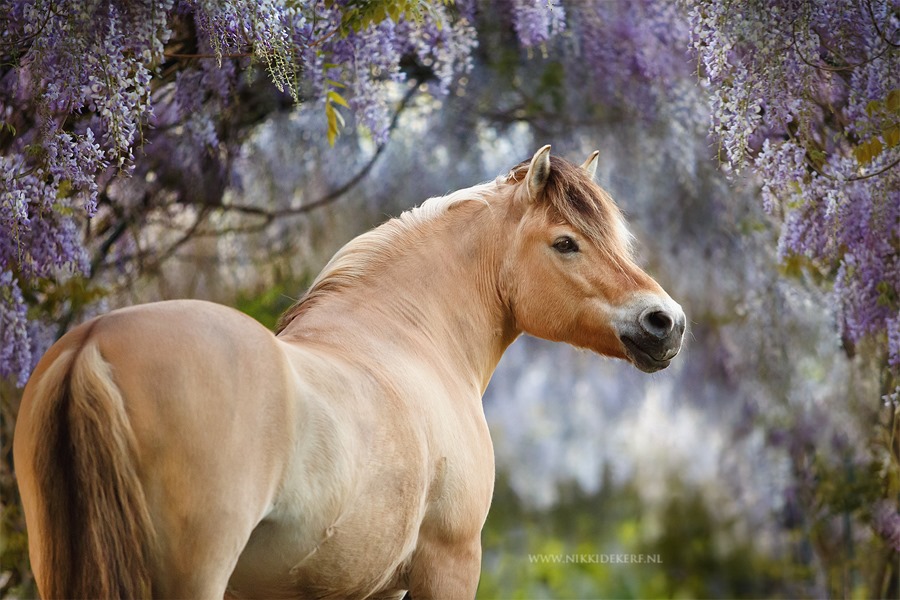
[619,305,686,373]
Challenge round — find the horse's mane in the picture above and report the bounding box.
[275,156,633,334]
[275,178,504,333]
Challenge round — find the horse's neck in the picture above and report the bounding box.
[280,202,519,393]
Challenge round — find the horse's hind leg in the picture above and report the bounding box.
[153,565,232,600]
[149,522,251,599]
[146,491,260,599]
[148,533,231,598]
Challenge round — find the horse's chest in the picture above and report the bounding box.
[230,450,493,598]
[423,426,495,531]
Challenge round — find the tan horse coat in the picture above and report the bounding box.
[14,147,685,599]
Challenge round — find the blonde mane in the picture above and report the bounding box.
[275,178,504,333]
[276,157,634,334]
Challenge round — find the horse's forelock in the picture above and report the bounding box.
[515,156,634,262]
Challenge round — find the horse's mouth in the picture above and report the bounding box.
[620,336,672,373]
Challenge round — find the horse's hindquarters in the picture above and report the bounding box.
[17,300,298,598]
[106,301,302,596]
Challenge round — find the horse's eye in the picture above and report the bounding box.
[553,236,579,254]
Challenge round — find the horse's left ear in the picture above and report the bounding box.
[526,145,552,200]
[581,150,599,180]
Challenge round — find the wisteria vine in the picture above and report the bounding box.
[0,0,477,384]
[688,0,900,372]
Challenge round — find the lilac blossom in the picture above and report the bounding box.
[890,315,900,368]
[0,271,30,384]
[687,0,900,368]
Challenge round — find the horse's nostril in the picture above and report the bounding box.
[641,309,675,338]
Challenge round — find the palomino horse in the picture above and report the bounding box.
[14,146,685,599]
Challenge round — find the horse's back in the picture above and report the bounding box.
[16,299,297,597]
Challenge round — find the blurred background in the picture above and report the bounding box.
[2,2,899,598]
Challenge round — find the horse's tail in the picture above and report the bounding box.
[28,335,155,599]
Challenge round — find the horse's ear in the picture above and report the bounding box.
[581,150,599,180]
[526,145,552,201]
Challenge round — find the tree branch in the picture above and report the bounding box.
[790,16,890,72]
[865,0,900,48]
[218,83,419,220]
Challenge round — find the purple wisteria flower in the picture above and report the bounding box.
[689,0,900,369]
[510,0,565,47]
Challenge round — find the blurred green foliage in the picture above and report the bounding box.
[478,474,797,599]
[233,274,314,330]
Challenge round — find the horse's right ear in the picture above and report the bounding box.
[526,145,551,201]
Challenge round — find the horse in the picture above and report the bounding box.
[13,146,685,599]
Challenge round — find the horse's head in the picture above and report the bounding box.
[501,145,685,373]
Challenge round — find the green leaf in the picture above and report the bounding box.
[808,148,827,168]
[877,280,898,307]
[884,124,900,148]
[869,137,883,160]
[853,138,883,165]
[50,202,75,216]
[325,102,337,146]
[56,180,73,199]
